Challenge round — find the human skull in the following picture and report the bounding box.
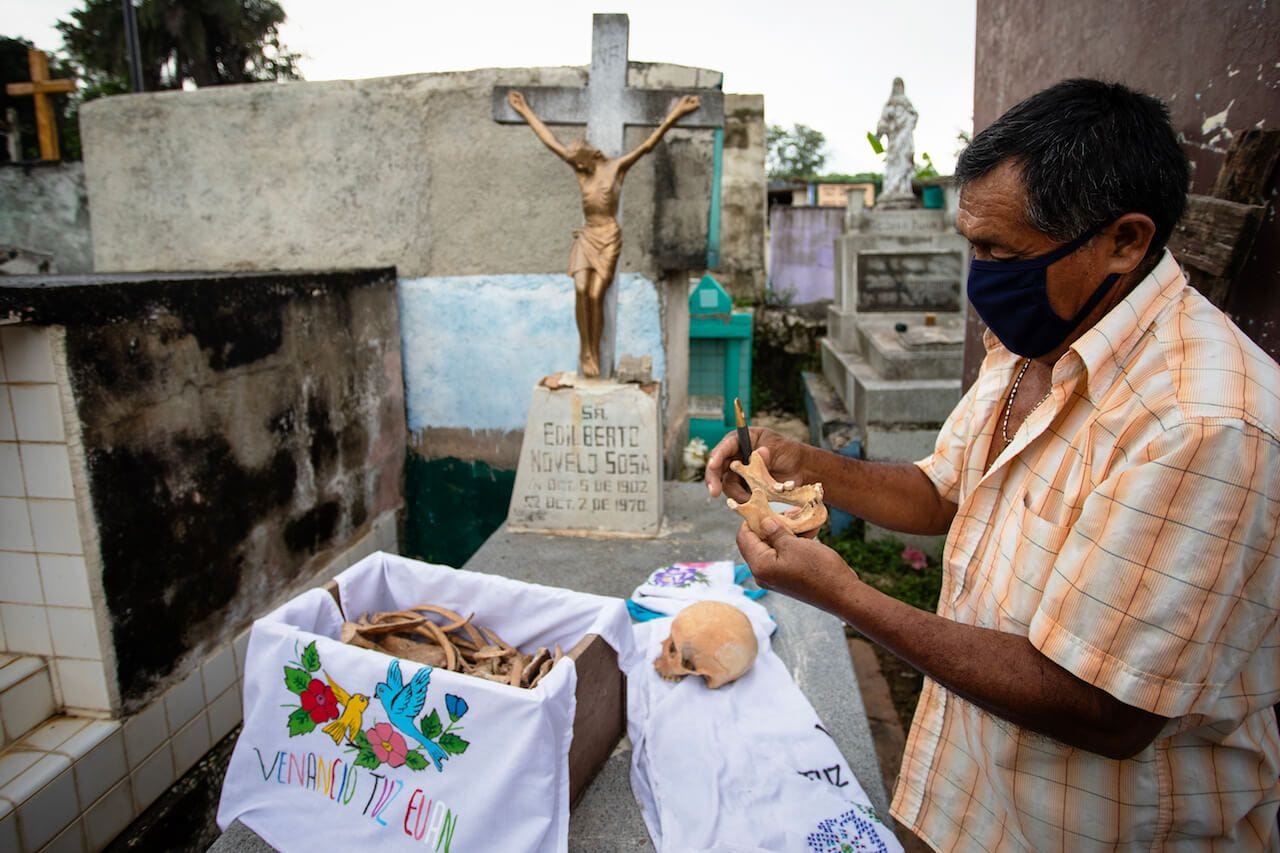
[653,601,758,689]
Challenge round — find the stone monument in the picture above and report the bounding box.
[496,14,724,536]
[820,80,967,477]
[872,78,918,210]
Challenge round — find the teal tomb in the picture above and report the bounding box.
[687,274,753,447]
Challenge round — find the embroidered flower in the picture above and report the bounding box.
[650,564,711,588]
[366,721,409,768]
[806,806,890,853]
[901,546,928,572]
[300,678,341,723]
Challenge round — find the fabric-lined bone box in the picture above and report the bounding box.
[217,552,636,851]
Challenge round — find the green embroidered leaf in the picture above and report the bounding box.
[287,707,316,737]
[403,750,428,770]
[420,709,442,740]
[353,729,371,750]
[301,641,321,673]
[354,748,380,770]
[283,666,311,694]
[438,733,469,755]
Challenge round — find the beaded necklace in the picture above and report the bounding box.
[1001,358,1052,444]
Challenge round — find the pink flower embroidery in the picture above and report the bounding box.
[367,721,409,768]
[300,678,341,723]
[901,547,928,572]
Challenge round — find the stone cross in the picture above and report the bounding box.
[5,49,77,161]
[492,14,724,158]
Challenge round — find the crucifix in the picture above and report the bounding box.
[5,49,77,162]
[493,14,724,379]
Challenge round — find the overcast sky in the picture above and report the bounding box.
[10,0,976,174]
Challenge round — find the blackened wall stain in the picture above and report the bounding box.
[653,135,713,271]
[90,437,297,705]
[306,395,339,472]
[182,296,284,370]
[284,502,341,554]
[54,270,406,711]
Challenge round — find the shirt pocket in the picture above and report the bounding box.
[998,495,1074,631]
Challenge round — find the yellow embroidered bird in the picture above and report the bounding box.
[321,671,370,746]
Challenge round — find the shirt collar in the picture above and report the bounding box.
[1069,250,1185,402]
[981,250,1186,402]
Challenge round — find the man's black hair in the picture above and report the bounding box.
[955,79,1189,255]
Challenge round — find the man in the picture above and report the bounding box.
[506,90,701,378]
[707,79,1279,850]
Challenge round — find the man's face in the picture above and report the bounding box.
[957,160,1114,329]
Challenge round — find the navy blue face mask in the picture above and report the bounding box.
[966,221,1120,359]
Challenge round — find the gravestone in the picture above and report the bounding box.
[507,374,662,535]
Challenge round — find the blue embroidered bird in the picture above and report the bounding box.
[374,659,449,771]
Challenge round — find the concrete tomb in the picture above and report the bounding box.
[821,187,968,467]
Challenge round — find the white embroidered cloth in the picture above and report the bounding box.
[630,560,773,626]
[627,591,903,853]
[216,551,637,852]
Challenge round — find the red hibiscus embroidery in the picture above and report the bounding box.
[300,678,341,723]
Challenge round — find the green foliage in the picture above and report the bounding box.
[286,706,316,736]
[0,36,82,161]
[818,171,883,186]
[420,709,443,741]
[915,152,940,181]
[821,522,943,614]
[300,641,320,673]
[403,749,428,770]
[438,732,470,756]
[283,666,310,694]
[353,746,380,769]
[352,728,380,768]
[767,122,827,181]
[56,0,301,98]
[763,284,796,308]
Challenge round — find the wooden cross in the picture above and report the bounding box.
[491,14,724,158]
[5,49,77,161]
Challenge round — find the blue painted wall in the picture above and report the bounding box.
[398,272,666,435]
[397,272,669,565]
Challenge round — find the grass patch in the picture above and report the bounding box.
[821,520,943,614]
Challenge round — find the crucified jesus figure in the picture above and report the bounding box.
[508,90,702,378]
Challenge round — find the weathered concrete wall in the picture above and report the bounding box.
[718,94,767,299]
[767,206,845,304]
[80,65,719,279]
[964,0,1280,380]
[0,269,406,711]
[0,162,92,273]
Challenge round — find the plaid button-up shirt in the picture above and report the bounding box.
[892,251,1280,851]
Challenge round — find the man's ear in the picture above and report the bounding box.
[1108,213,1157,273]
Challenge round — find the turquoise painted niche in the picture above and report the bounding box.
[688,275,753,448]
